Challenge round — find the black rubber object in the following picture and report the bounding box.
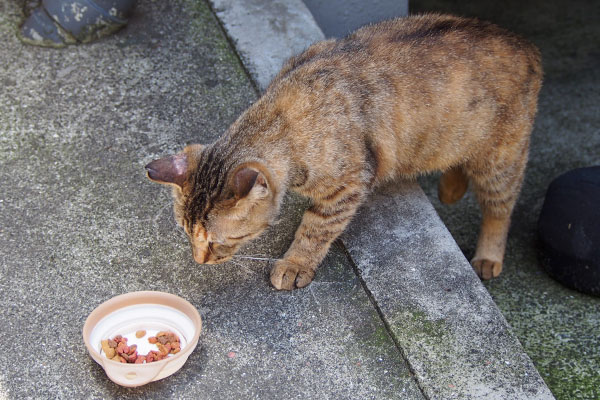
[538,166,600,296]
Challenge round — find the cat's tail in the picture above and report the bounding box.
[438,166,468,204]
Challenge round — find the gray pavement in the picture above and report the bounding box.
[0,1,417,398]
[0,0,556,399]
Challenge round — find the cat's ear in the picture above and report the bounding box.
[145,153,189,189]
[232,165,269,200]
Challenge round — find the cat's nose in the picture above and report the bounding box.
[194,252,231,264]
[192,248,210,264]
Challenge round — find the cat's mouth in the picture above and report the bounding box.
[203,256,232,264]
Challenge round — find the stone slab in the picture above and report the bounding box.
[342,182,555,399]
[208,0,324,91]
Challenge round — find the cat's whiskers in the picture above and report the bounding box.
[233,255,277,262]
[230,258,256,277]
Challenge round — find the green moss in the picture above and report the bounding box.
[369,325,391,347]
[405,311,447,341]
[386,311,456,373]
[186,0,248,79]
[524,331,600,400]
[0,4,22,34]
[541,366,600,400]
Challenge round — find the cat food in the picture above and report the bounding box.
[102,331,181,364]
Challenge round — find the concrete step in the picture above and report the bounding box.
[343,182,554,399]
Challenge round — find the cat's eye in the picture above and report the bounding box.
[229,233,252,240]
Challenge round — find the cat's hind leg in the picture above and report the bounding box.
[438,166,469,204]
[466,143,528,280]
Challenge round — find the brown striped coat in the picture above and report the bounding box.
[146,14,542,290]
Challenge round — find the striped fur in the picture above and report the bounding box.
[147,14,542,289]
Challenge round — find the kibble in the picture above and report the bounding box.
[102,331,181,364]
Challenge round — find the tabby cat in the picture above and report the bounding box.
[146,14,542,290]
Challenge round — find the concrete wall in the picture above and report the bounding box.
[303,0,409,37]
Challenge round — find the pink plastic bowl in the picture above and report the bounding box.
[83,291,202,387]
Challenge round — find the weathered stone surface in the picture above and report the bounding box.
[343,182,554,400]
[208,0,324,91]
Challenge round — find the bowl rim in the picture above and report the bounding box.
[82,291,202,367]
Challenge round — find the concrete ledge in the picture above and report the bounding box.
[342,182,554,399]
[208,0,324,92]
[212,1,555,398]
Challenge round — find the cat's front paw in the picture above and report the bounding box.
[270,259,315,290]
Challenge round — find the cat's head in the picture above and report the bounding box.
[145,144,277,264]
